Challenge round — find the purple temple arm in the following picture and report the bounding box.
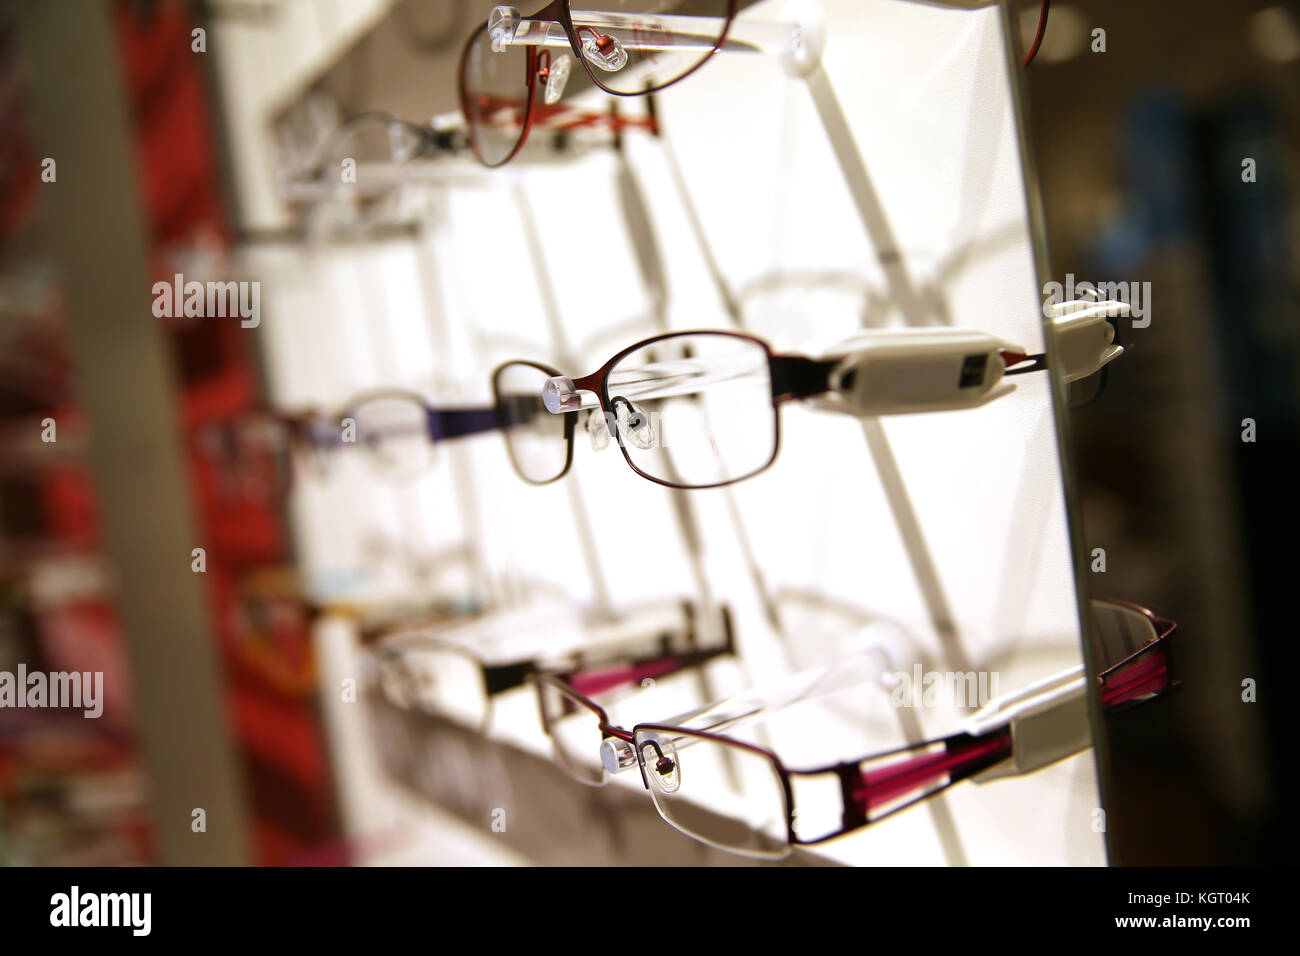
[427,406,502,442]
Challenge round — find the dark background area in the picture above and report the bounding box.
[1017,0,1299,864]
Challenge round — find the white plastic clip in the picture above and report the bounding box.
[778,0,827,77]
[959,666,1092,780]
[813,327,1023,417]
[1049,298,1128,383]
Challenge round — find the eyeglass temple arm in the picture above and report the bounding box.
[794,667,1083,844]
[562,641,734,698]
[792,730,1014,843]
[550,607,736,698]
[770,355,838,401]
[428,406,502,441]
[801,638,1177,843]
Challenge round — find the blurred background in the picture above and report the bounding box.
[0,0,1293,866]
[1018,0,1299,864]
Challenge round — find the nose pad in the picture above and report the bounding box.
[581,32,628,71]
[612,398,656,449]
[584,409,611,451]
[543,53,572,104]
[641,736,680,793]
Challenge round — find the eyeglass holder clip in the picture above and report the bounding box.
[1048,298,1129,383]
[811,327,1023,418]
[778,0,827,77]
[959,666,1092,781]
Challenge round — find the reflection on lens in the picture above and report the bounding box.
[494,362,571,484]
[461,22,534,166]
[634,726,789,859]
[571,0,733,95]
[1090,600,1158,671]
[348,393,435,479]
[605,333,775,487]
[537,679,606,785]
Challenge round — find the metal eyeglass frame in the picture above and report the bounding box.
[530,597,1177,859]
[374,601,736,733]
[459,1,813,167]
[491,328,1034,490]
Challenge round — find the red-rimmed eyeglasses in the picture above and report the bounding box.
[459,1,741,166]
[492,328,1039,489]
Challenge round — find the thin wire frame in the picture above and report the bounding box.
[494,329,841,489]
[458,0,739,166]
[491,358,578,485]
[575,329,782,490]
[534,598,1179,857]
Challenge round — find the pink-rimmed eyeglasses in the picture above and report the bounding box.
[373,601,736,734]
[531,597,1177,859]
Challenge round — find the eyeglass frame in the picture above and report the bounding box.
[191,406,339,503]
[458,0,740,167]
[530,597,1177,856]
[375,601,737,733]
[492,329,841,490]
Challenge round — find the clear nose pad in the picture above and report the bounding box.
[581,32,628,71]
[584,409,611,451]
[543,53,572,104]
[612,398,656,450]
[640,736,680,794]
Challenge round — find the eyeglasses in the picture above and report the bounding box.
[302,111,467,183]
[222,381,571,489]
[460,1,742,166]
[278,112,468,235]
[373,601,734,736]
[531,597,1176,859]
[192,408,337,503]
[493,328,1035,489]
[340,389,505,481]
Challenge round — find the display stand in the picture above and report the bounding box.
[644,0,1020,864]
